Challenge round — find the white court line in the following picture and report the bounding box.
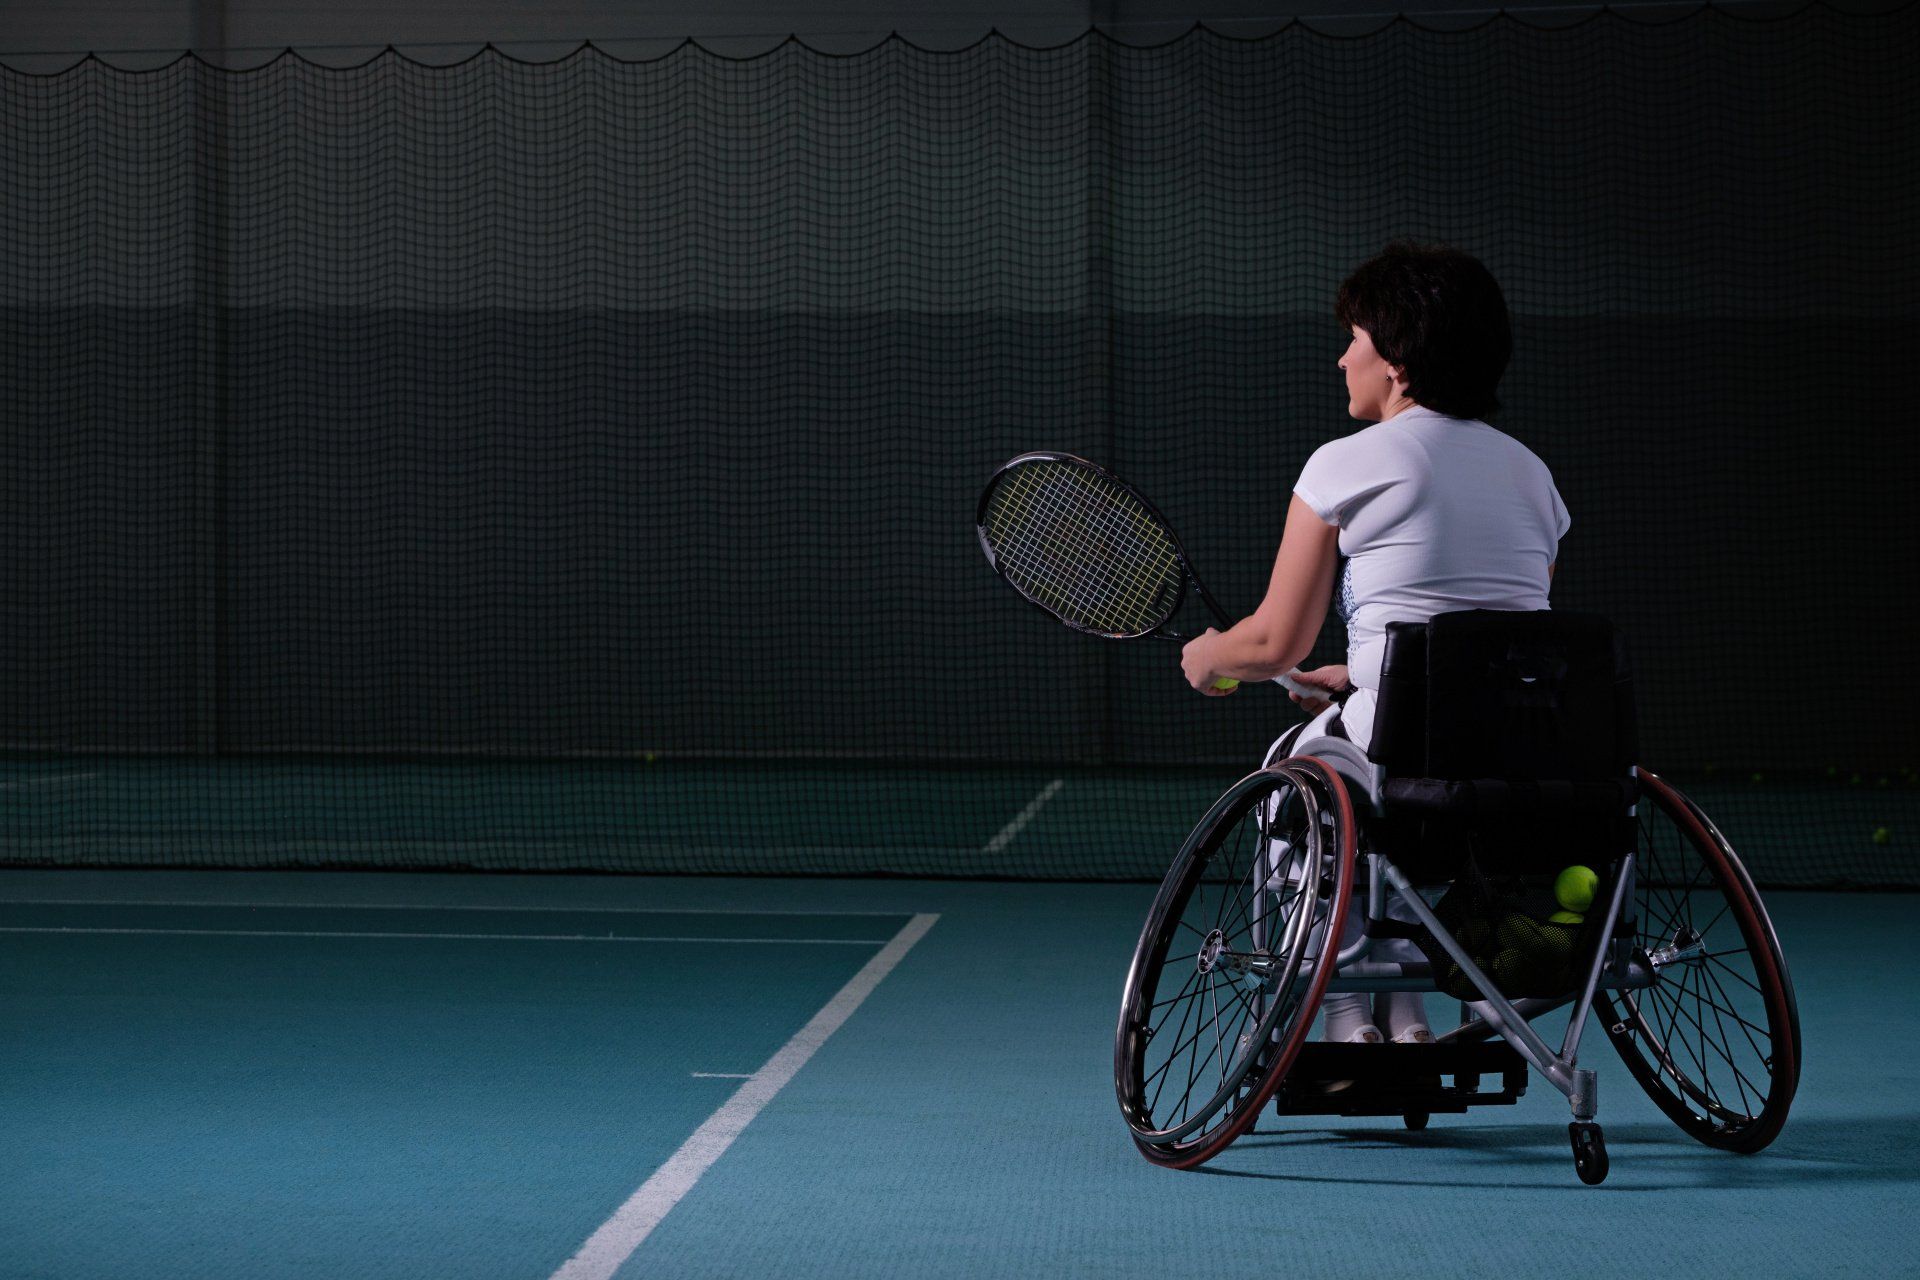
[550,912,939,1280]
[689,1073,752,1080]
[0,928,891,944]
[0,899,909,917]
[981,778,1064,855]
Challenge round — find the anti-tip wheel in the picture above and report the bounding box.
[1570,1122,1609,1185]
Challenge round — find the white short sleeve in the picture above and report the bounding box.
[1293,437,1400,528]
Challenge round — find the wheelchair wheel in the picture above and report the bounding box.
[1596,768,1801,1153]
[1115,757,1355,1168]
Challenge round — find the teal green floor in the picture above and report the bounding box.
[1,869,1916,1278]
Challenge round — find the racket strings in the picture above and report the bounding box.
[982,463,1183,635]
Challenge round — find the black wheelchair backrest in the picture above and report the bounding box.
[1358,610,1640,880]
[1368,609,1638,783]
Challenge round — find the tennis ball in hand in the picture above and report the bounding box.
[1548,910,1586,925]
[1211,678,1240,692]
[1554,865,1599,914]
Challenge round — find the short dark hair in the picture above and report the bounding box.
[1334,241,1512,420]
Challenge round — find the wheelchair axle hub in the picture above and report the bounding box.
[1647,925,1705,970]
[1195,930,1275,983]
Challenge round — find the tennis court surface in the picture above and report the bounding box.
[2,869,1916,1278]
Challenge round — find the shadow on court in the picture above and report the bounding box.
[1212,1112,1918,1192]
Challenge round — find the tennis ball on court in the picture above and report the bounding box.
[1548,910,1586,925]
[1872,827,1891,845]
[1554,865,1598,914]
[644,752,658,764]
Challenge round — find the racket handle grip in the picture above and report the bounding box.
[1217,672,1348,701]
[1221,671,1328,702]
[1273,670,1323,700]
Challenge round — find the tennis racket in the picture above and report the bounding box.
[976,451,1341,703]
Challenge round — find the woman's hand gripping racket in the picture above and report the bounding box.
[976,451,1328,700]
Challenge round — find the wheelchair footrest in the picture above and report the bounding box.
[1273,1041,1529,1117]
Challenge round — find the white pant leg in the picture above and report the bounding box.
[1267,694,1429,1034]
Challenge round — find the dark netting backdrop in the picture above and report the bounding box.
[3,7,1916,883]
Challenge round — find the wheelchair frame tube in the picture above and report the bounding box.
[1377,859,1575,1095]
[1560,850,1637,1063]
[1331,853,1389,969]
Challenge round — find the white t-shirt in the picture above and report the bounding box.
[1292,406,1570,747]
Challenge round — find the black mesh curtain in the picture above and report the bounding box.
[3,7,1916,879]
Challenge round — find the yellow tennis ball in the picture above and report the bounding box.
[1872,827,1891,845]
[1554,865,1598,914]
[1212,678,1240,691]
[1548,910,1586,925]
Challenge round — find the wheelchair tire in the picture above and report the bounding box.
[1115,757,1356,1168]
[1596,768,1801,1153]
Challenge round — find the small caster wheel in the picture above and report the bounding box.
[1403,1112,1430,1131]
[1570,1122,1608,1185]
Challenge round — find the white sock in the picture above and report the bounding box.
[1322,992,1376,1042]
[1375,989,1430,1040]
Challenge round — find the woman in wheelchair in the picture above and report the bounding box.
[1126,242,1800,1183]
[1180,241,1553,1052]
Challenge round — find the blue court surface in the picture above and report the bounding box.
[2,869,1916,1279]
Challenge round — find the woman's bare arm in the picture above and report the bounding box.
[1181,495,1340,685]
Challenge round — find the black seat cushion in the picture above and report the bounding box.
[1379,775,1639,816]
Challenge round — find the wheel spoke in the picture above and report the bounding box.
[1651,974,1767,1113]
[1647,955,1765,1106]
[1703,948,1768,997]
[1146,976,1208,1076]
[1602,775,1798,1148]
[1119,764,1353,1155]
[1691,972,1775,1047]
[1650,978,1716,1101]
[1144,980,1209,1106]
[1699,965,1767,1111]
[1145,965,1204,1017]
[1691,896,1734,943]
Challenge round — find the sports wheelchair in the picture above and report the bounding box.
[1114,609,1800,1184]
